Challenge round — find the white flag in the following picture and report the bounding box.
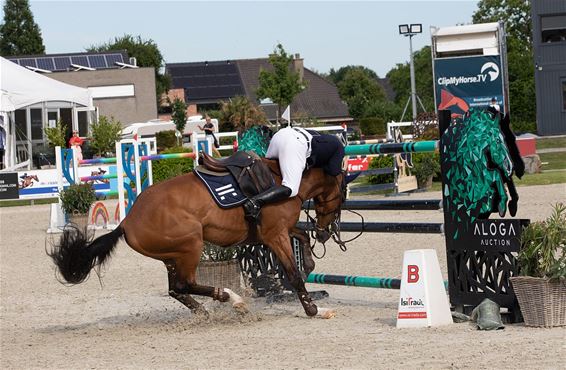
[281,105,290,123]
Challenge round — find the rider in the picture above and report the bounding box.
[243,125,345,220]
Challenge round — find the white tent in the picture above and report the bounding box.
[0,56,93,170]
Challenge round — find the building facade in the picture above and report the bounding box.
[531,0,566,135]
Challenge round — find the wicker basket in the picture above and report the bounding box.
[196,259,242,292]
[510,276,566,327]
[69,213,89,231]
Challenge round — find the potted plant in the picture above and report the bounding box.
[412,153,440,189]
[197,242,242,292]
[510,203,566,327]
[59,183,96,229]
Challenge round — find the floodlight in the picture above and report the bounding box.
[410,24,423,34]
[399,24,410,35]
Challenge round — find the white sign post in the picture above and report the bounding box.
[397,249,452,328]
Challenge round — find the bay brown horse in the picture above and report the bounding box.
[49,159,344,318]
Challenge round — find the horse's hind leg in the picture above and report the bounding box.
[164,259,207,316]
[170,254,247,313]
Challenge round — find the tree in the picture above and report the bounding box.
[337,68,386,119]
[89,116,122,157]
[220,96,267,132]
[386,46,435,113]
[88,35,171,107]
[0,0,45,56]
[473,0,535,127]
[171,97,187,133]
[256,43,305,124]
[328,65,378,86]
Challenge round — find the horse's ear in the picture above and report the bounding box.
[345,172,360,184]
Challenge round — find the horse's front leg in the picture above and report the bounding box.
[267,232,334,318]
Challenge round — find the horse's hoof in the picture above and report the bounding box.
[233,302,249,314]
[316,308,336,319]
[304,304,318,317]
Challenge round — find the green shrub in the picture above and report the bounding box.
[359,117,387,136]
[156,130,177,150]
[412,153,441,187]
[44,120,67,148]
[367,155,394,184]
[511,120,537,134]
[151,146,194,183]
[59,183,96,215]
[90,116,122,157]
[518,203,566,280]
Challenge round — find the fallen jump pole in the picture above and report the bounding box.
[345,141,438,155]
[306,273,401,289]
[297,221,443,234]
[306,273,448,289]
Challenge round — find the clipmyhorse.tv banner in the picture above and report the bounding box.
[434,55,505,117]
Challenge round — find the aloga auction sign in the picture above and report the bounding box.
[434,55,505,116]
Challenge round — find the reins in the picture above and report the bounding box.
[302,175,365,259]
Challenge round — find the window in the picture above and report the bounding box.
[30,108,43,141]
[78,111,89,137]
[562,80,566,111]
[14,110,27,141]
[541,14,566,43]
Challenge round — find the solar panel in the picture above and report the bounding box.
[71,56,89,67]
[54,57,71,71]
[88,55,107,68]
[19,58,37,68]
[105,53,123,66]
[36,57,55,71]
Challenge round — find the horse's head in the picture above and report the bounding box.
[312,171,346,243]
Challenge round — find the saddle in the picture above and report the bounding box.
[200,151,274,197]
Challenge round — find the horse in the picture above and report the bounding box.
[48,158,345,318]
[19,174,39,189]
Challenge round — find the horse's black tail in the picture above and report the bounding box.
[48,225,124,284]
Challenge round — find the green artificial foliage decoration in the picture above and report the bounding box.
[441,109,514,238]
[59,183,96,215]
[89,116,122,157]
[0,0,45,56]
[43,120,67,148]
[237,125,272,157]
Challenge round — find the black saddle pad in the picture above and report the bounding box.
[194,169,246,209]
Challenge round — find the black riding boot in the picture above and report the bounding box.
[243,185,292,221]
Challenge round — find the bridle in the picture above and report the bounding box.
[303,173,364,257]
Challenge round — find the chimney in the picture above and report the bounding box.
[293,53,304,82]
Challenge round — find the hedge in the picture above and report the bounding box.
[151,146,194,184]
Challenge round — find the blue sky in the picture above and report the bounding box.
[11,1,478,77]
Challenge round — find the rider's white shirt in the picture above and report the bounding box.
[266,127,312,197]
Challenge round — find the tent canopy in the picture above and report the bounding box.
[0,56,93,112]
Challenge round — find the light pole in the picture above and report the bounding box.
[399,24,422,122]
